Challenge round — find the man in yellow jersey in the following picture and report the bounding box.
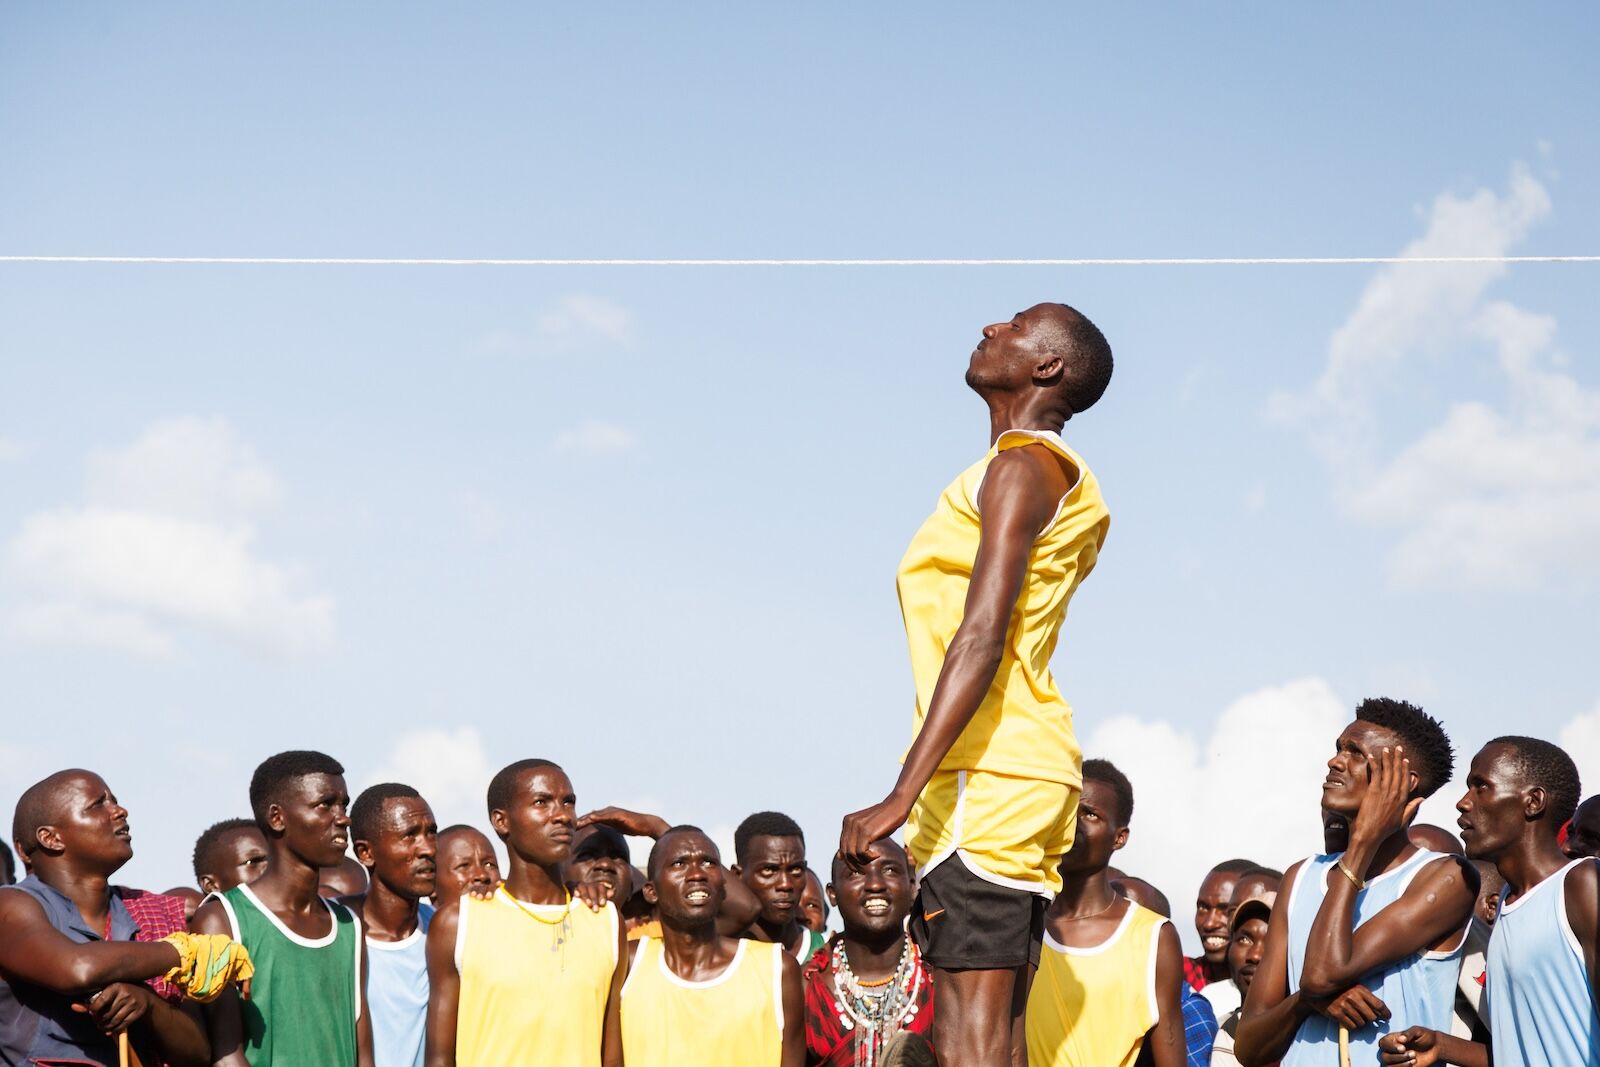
[621,826,804,1067]
[424,760,627,1067]
[840,302,1114,1066]
[1026,759,1186,1067]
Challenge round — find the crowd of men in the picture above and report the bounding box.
[4,301,1598,1066]
[1,708,1596,1066]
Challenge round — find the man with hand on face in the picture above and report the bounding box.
[0,769,250,1067]
[192,750,373,1067]
[1027,760,1188,1067]
[348,784,438,1067]
[1379,737,1600,1067]
[426,760,626,1067]
[840,302,1115,1067]
[802,838,936,1067]
[736,812,827,963]
[431,825,499,912]
[621,826,804,1067]
[193,818,269,896]
[1236,699,1477,1067]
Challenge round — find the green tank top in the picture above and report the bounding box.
[218,883,360,1066]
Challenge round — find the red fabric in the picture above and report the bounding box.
[803,936,935,1067]
[118,888,188,1003]
[1184,954,1210,992]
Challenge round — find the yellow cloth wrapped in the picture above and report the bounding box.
[159,932,255,1002]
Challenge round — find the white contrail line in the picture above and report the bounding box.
[1,255,1598,267]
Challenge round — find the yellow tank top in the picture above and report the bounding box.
[455,887,617,1067]
[1026,903,1167,1067]
[621,936,784,1067]
[897,429,1108,784]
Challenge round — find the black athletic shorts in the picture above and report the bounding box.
[908,858,1048,970]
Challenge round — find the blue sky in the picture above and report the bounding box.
[2,6,1597,947]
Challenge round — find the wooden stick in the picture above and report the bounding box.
[1338,1025,1351,1067]
[118,1030,129,1067]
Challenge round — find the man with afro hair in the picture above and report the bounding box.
[1236,699,1478,1066]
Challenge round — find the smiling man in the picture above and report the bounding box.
[425,759,626,1067]
[804,837,936,1067]
[349,783,438,1067]
[431,825,499,912]
[840,301,1114,1067]
[621,826,803,1067]
[1235,699,1476,1067]
[192,749,374,1067]
[1191,860,1257,993]
[1378,736,1599,1067]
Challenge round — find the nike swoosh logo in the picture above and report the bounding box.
[922,909,945,922]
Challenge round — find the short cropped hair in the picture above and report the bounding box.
[192,818,257,882]
[1356,698,1454,798]
[1209,858,1259,876]
[734,811,804,866]
[249,751,345,829]
[485,759,560,817]
[1083,758,1134,827]
[351,783,423,845]
[647,824,710,880]
[1041,305,1113,415]
[1488,735,1582,827]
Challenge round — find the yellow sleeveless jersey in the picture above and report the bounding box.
[621,937,784,1067]
[1026,903,1167,1067]
[897,429,1108,785]
[455,887,618,1067]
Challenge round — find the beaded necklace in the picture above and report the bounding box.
[830,936,924,1067]
[501,884,573,967]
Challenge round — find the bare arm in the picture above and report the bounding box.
[779,952,805,1067]
[840,446,1066,860]
[74,984,211,1067]
[1378,1026,1491,1067]
[190,899,248,1067]
[1236,862,1317,1066]
[1567,860,1600,1024]
[355,932,374,1067]
[424,903,461,1067]
[600,911,628,1067]
[1300,750,1475,998]
[1146,923,1189,1067]
[0,889,181,994]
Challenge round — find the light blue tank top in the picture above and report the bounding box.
[1283,849,1465,1066]
[367,901,433,1067]
[1485,859,1600,1067]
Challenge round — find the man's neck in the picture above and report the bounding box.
[503,858,566,905]
[37,862,112,930]
[1496,834,1571,901]
[754,915,800,950]
[1052,870,1117,919]
[1350,829,1418,881]
[254,849,324,912]
[660,919,731,981]
[362,878,421,941]
[985,395,1068,445]
[840,928,903,982]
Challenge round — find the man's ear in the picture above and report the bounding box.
[353,839,376,868]
[1113,826,1130,852]
[825,884,838,908]
[489,809,510,838]
[35,825,64,855]
[729,864,742,879]
[642,881,659,906]
[265,802,288,835]
[198,873,219,895]
[1033,353,1065,385]
[1523,785,1550,820]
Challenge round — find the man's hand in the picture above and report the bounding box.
[1308,984,1390,1030]
[73,983,151,1034]
[570,881,610,912]
[1349,747,1415,850]
[838,794,914,868]
[1379,1026,1439,1065]
[578,807,670,840]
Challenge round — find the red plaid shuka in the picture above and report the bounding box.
[802,936,935,1067]
[117,887,188,1003]
[1184,954,1211,992]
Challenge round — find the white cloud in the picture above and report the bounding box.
[364,726,497,832]
[554,420,638,455]
[4,418,332,657]
[1085,677,1348,951]
[1276,161,1600,590]
[1560,702,1600,794]
[481,294,634,354]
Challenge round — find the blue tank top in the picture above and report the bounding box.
[1485,859,1600,1067]
[1282,849,1465,1066]
[366,902,432,1067]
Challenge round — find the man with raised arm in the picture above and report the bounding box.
[192,749,374,1067]
[1,769,251,1067]
[621,826,804,1067]
[425,760,626,1067]
[1378,736,1599,1067]
[1236,699,1477,1067]
[839,302,1114,1066]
